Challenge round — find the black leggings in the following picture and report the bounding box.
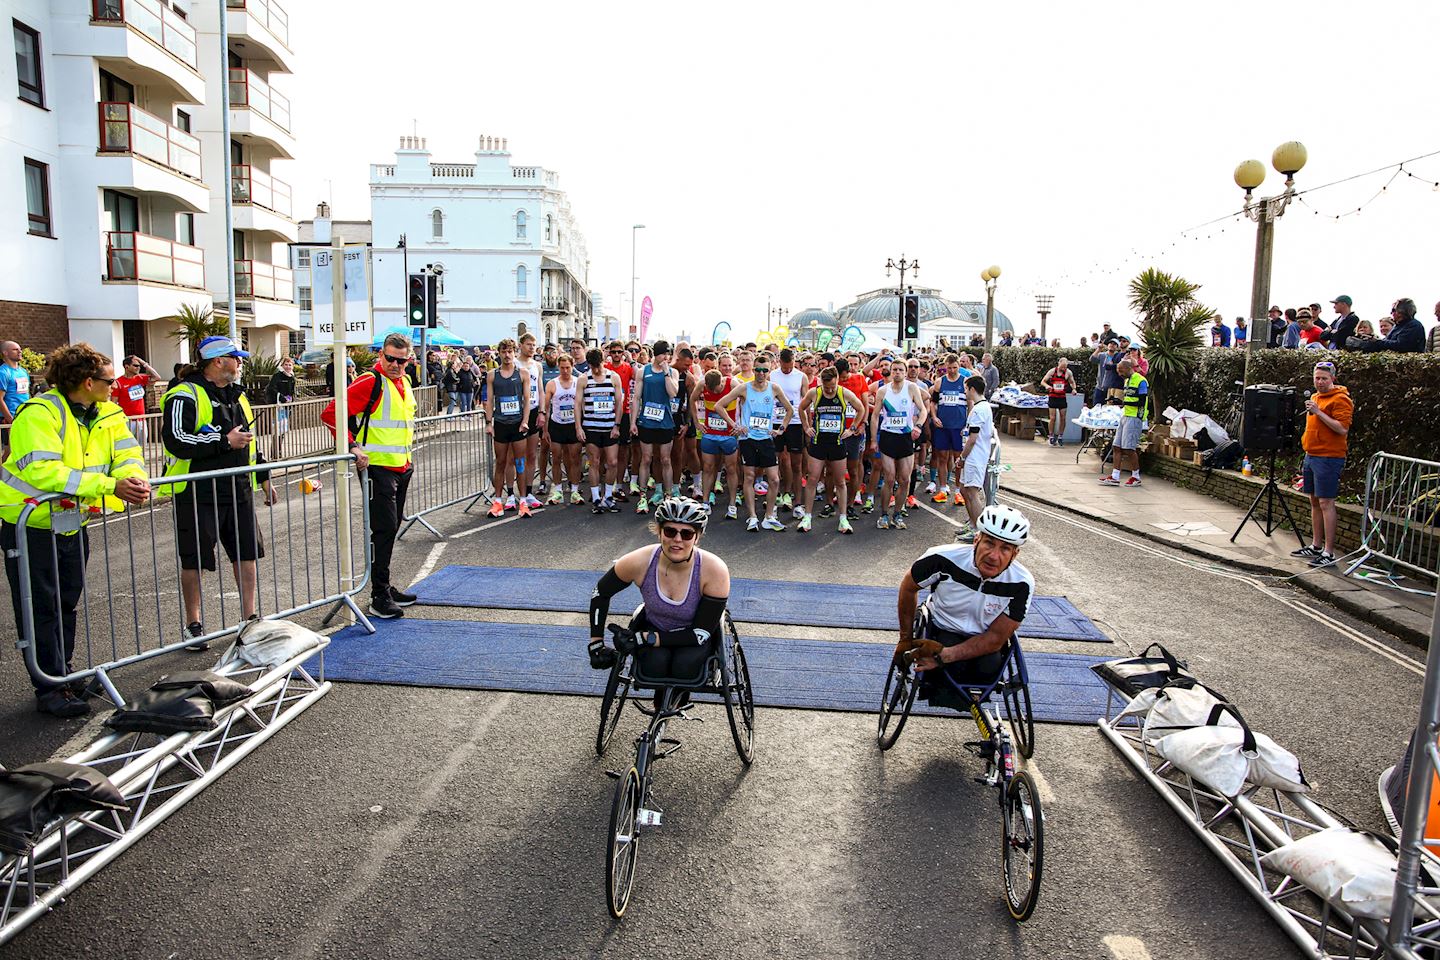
[919,625,1009,703]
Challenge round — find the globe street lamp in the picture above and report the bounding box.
[1036,294,1054,344]
[981,265,1001,347]
[767,304,789,332]
[808,318,820,348]
[1234,142,1306,374]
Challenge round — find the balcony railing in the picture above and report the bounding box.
[232,164,292,217]
[235,260,294,302]
[91,0,198,70]
[541,297,571,312]
[229,68,291,132]
[99,102,202,181]
[226,0,289,49]
[105,231,205,288]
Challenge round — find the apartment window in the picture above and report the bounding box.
[287,331,304,358]
[431,208,444,239]
[98,68,133,104]
[13,20,43,107]
[545,214,552,242]
[103,188,138,233]
[515,209,526,239]
[176,212,194,245]
[24,159,52,236]
[516,264,527,299]
[174,109,191,133]
[295,247,311,267]
[298,285,312,311]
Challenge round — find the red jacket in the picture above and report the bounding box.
[321,364,411,472]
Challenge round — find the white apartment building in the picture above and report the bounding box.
[369,135,594,346]
[3,0,297,366]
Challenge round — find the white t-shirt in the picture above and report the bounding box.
[770,368,806,414]
[965,399,994,467]
[523,358,543,410]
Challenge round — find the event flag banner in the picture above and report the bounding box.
[312,246,372,346]
[639,296,654,342]
[839,324,865,352]
[816,328,835,352]
[712,321,732,346]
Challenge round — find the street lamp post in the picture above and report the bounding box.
[1036,294,1053,344]
[770,306,789,334]
[631,224,645,337]
[1234,141,1307,382]
[808,319,820,348]
[885,256,918,347]
[981,265,1002,347]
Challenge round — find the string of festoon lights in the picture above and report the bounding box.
[1023,148,1440,297]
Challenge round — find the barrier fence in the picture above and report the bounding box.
[398,408,492,540]
[12,454,372,705]
[1347,452,1440,597]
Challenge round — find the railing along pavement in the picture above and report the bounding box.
[13,454,372,704]
[1346,452,1440,597]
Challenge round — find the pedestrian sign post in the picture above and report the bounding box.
[312,245,372,346]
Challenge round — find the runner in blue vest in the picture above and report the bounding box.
[629,340,681,515]
[713,360,795,532]
[928,354,968,506]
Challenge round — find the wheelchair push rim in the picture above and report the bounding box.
[877,659,918,750]
[1001,769,1044,921]
[1002,672,1035,760]
[606,766,642,918]
[596,651,633,757]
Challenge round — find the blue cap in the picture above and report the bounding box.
[197,335,249,360]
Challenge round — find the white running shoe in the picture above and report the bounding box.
[755,480,769,496]
[503,494,517,510]
[524,494,543,510]
[746,517,760,532]
[726,504,738,520]
[761,516,785,532]
[924,481,937,494]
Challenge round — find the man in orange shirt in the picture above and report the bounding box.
[1292,360,1353,568]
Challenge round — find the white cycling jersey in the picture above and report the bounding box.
[909,543,1034,637]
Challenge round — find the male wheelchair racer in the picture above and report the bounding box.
[597,603,754,918]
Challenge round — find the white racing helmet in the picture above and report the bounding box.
[976,504,1030,546]
[654,496,710,533]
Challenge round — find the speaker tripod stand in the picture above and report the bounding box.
[1230,448,1305,545]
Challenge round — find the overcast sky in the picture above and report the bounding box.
[283,0,1440,345]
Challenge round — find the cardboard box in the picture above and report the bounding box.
[1149,423,1172,442]
[1192,450,1206,466]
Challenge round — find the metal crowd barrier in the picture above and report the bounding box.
[1346,452,1440,597]
[397,408,492,540]
[12,453,373,704]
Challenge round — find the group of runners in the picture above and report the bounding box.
[479,334,998,537]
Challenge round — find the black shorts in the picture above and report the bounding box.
[548,421,578,444]
[175,493,265,572]
[919,626,1009,707]
[738,437,778,469]
[1048,396,1067,409]
[878,430,915,460]
[808,440,848,462]
[779,423,805,453]
[527,408,540,433]
[637,425,675,446]
[585,427,618,448]
[616,412,632,446]
[494,420,526,444]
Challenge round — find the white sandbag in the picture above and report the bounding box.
[233,618,326,668]
[1150,704,1309,797]
[1116,687,1163,722]
[1142,685,1233,741]
[1260,828,1398,920]
[1164,407,1230,444]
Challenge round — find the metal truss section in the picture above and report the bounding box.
[0,642,330,947]
[1098,689,1440,960]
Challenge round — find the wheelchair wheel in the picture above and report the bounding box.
[596,652,632,757]
[606,766,642,918]
[721,612,755,765]
[1003,676,1035,760]
[877,659,918,751]
[1001,770,1044,922]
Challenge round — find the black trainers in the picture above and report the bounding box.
[1308,552,1336,568]
[368,595,405,619]
[1291,544,1322,559]
[36,687,89,719]
[390,585,419,607]
[184,621,209,652]
[819,502,836,519]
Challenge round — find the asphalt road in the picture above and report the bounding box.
[0,470,1427,959]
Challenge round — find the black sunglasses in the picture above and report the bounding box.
[93,375,116,385]
[381,353,408,365]
[660,525,697,541]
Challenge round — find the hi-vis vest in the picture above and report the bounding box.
[0,390,146,532]
[161,381,257,494]
[356,373,416,468]
[1121,372,1150,421]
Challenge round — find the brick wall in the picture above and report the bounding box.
[0,301,68,355]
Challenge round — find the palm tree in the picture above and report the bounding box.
[165,303,229,359]
[1125,269,1209,417]
[1127,268,1201,331]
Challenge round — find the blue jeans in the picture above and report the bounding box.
[456,391,474,413]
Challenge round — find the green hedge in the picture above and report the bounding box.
[984,347,1100,397]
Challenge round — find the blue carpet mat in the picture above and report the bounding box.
[316,619,1111,725]
[409,565,1110,643]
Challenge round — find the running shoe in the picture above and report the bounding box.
[503,494,517,511]
[570,490,585,505]
[846,505,859,520]
[796,515,812,533]
[547,488,564,505]
[819,502,836,519]
[924,481,937,494]
[876,514,891,530]
[488,501,505,518]
[1123,477,1143,488]
[1098,476,1121,486]
[629,479,641,495]
[592,500,606,515]
[1308,551,1335,568]
[862,495,874,513]
[726,504,738,520]
[762,516,785,532]
[635,499,649,515]
[708,491,717,505]
[778,493,793,510]
[793,505,806,520]
[183,621,209,652]
[517,501,532,518]
[932,488,950,503]
[746,517,760,532]
[954,529,976,544]
[755,479,769,496]
[838,516,854,535]
[524,494,544,510]
[1048,435,1057,446]
[604,498,621,513]
[650,489,664,506]
[714,479,724,492]
[1291,544,1322,559]
[905,495,919,509]
[1057,438,1065,447]
[892,515,907,530]
[952,491,964,506]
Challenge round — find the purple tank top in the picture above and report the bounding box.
[639,546,702,631]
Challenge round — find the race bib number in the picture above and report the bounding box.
[499,398,521,417]
[669,396,681,414]
[553,403,575,424]
[884,415,908,432]
[593,397,614,415]
[939,394,962,406]
[15,375,28,395]
[818,414,843,434]
[642,401,666,423]
[127,385,146,401]
[748,414,771,432]
[707,412,728,432]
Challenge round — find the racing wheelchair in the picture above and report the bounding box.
[596,605,755,918]
[876,606,1044,921]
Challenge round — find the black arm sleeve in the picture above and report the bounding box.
[589,567,629,635]
[655,593,728,647]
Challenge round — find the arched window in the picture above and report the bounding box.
[516,264,528,299]
[431,208,444,239]
[545,214,552,242]
[515,210,527,239]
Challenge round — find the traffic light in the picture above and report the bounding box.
[901,293,921,341]
[408,273,426,325]
[423,274,438,329]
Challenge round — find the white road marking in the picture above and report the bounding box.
[414,542,447,582]
[1024,759,1055,803]
[451,512,522,539]
[1103,935,1154,959]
